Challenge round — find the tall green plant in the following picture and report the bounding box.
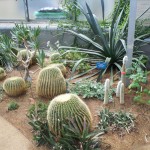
[58,1,142,80]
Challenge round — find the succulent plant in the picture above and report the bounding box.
[36,67,66,98]
[116,81,122,97]
[121,56,128,85]
[3,77,26,96]
[120,83,125,104]
[103,79,110,104]
[46,63,66,76]
[17,49,31,61]
[47,93,92,136]
[49,52,61,63]
[0,67,6,80]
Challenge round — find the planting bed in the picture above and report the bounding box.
[0,64,150,150]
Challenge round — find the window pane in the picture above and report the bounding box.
[0,0,25,20]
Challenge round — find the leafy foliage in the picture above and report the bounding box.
[70,80,114,100]
[7,101,19,111]
[98,108,136,136]
[27,101,101,149]
[0,34,17,70]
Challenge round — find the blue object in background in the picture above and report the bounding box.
[96,62,107,69]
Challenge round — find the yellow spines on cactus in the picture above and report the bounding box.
[3,77,26,96]
[0,67,6,80]
[36,67,66,98]
[47,93,92,136]
[46,63,66,76]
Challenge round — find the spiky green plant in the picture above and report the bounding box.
[36,67,66,98]
[46,63,66,76]
[47,93,92,136]
[3,77,26,96]
[0,67,6,80]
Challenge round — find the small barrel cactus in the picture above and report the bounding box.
[120,83,125,104]
[49,52,61,63]
[36,67,66,98]
[103,78,110,104]
[3,77,26,96]
[116,81,122,97]
[47,93,92,136]
[46,63,66,76]
[0,67,6,80]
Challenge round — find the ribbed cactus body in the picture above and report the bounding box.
[121,56,128,85]
[0,67,6,80]
[46,63,66,76]
[36,67,66,98]
[49,53,61,63]
[120,83,125,104]
[3,77,26,96]
[116,81,122,97]
[17,49,32,65]
[47,93,92,136]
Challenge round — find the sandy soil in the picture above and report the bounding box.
[0,64,150,150]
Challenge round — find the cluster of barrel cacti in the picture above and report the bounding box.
[47,93,92,136]
[36,66,66,98]
[3,77,26,96]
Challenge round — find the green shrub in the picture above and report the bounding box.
[70,80,114,100]
[8,101,19,111]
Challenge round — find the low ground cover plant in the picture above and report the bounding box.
[98,108,136,137]
[7,101,19,111]
[70,80,115,100]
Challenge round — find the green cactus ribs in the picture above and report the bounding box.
[49,52,61,63]
[36,67,66,98]
[47,93,92,136]
[0,67,6,80]
[46,63,66,76]
[3,77,26,96]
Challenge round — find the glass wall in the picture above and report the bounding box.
[0,0,25,20]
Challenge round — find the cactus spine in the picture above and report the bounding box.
[46,63,66,76]
[47,93,92,136]
[121,56,128,85]
[0,67,6,80]
[36,67,66,98]
[104,79,110,104]
[120,83,125,104]
[3,77,26,96]
[116,81,122,97]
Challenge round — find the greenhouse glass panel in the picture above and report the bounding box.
[28,0,62,19]
[0,0,25,20]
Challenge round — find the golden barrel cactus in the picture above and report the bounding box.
[0,67,6,80]
[36,67,66,98]
[49,52,61,63]
[47,93,92,136]
[3,77,26,96]
[46,63,66,76]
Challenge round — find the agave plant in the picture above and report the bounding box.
[58,1,143,81]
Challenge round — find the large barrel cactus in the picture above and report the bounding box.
[3,77,26,96]
[0,67,6,80]
[46,63,66,76]
[47,93,92,136]
[36,67,66,98]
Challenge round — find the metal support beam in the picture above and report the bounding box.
[24,0,30,22]
[126,0,137,68]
